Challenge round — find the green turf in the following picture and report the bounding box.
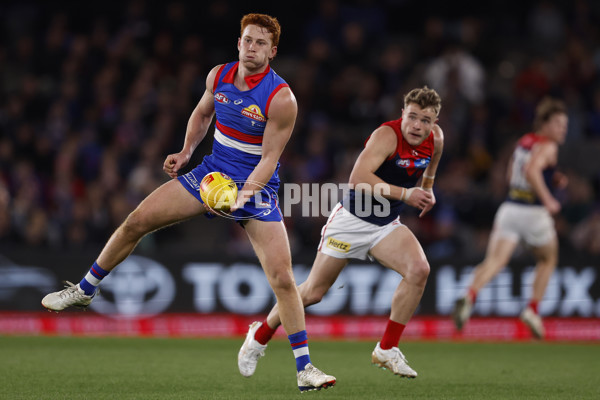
[0,336,598,399]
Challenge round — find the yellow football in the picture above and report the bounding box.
[199,171,238,211]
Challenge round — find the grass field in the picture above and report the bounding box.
[0,336,598,400]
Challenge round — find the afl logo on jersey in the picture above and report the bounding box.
[215,92,230,104]
[242,104,266,122]
[396,159,411,167]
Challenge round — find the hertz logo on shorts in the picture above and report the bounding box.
[326,237,351,253]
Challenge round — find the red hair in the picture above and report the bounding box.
[240,13,281,47]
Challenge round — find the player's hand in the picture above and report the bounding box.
[552,171,568,189]
[404,187,433,213]
[419,189,436,217]
[163,152,191,179]
[543,197,561,215]
[229,189,254,213]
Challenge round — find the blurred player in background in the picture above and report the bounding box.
[238,87,443,379]
[42,13,336,392]
[453,97,568,339]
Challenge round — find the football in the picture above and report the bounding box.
[199,171,238,211]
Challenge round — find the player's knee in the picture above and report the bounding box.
[267,267,295,292]
[407,259,430,287]
[300,285,326,307]
[121,209,152,239]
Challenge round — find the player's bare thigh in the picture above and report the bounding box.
[131,178,208,231]
[243,219,292,269]
[369,225,427,277]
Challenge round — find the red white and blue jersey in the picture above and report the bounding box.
[507,133,555,205]
[342,118,435,226]
[177,62,289,222]
[212,62,289,173]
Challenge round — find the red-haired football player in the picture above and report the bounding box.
[42,13,335,392]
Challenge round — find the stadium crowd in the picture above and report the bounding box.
[1,0,599,260]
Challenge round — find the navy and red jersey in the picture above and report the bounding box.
[507,132,556,205]
[342,118,435,226]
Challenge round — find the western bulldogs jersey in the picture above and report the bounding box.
[211,61,289,180]
[342,118,435,225]
[507,133,555,205]
[177,61,290,222]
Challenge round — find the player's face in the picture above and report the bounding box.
[545,113,568,144]
[400,104,437,146]
[238,25,277,71]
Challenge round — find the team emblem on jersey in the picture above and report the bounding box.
[215,92,230,104]
[242,104,266,122]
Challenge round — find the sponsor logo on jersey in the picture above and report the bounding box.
[241,104,266,122]
[326,237,351,252]
[215,92,230,104]
[415,158,430,168]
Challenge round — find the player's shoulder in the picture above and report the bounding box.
[269,85,297,111]
[432,124,444,142]
[367,124,398,149]
[206,64,226,93]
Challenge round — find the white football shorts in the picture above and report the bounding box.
[491,201,556,247]
[317,203,403,260]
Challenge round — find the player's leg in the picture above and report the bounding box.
[529,237,558,304]
[96,179,207,270]
[243,219,335,391]
[42,179,206,311]
[367,225,428,378]
[238,251,346,377]
[452,234,518,330]
[520,228,558,339]
[267,252,348,330]
[469,235,519,292]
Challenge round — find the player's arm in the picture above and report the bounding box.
[163,65,219,178]
[525,141,560,214]
[231,87,297,211]
[348,126,432,210]
[419,124,444,217]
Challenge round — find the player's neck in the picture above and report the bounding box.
[235,62,269,90]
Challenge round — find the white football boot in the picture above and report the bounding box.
[41,281,96,311]
[452,296,473,331]
[520,307,545,339]
[238,321,267,377]
[371,342,417,378]
[297,363,336,392]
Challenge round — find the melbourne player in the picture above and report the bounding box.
[42,13,335,392]
[238,87,443,378]
[453,97,568,339]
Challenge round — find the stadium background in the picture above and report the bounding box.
[0,0,599,340]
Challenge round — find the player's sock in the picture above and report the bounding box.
[379,319,406,350]
[79,261,110,296]
[528,300,539,314]
[467,287,478,303]
[288,330,311,372]
[255,320,277,345]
